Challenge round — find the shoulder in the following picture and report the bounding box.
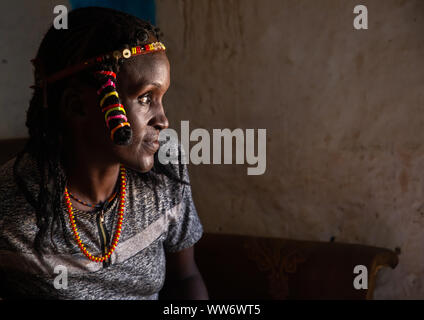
[0,154,40,216]
[0,155,40,251]
[0,158,19,204]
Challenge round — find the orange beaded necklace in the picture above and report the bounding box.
[63,165,127,263]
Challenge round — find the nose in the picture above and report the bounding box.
[148,104,169,131]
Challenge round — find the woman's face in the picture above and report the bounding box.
[75,51,170,173]
[114,52,170,172]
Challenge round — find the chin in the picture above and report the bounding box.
[118,141,158,173]
[126,155,155,173]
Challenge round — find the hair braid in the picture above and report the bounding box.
[94,67,132,145]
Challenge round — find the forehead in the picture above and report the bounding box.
[117,52,170,94]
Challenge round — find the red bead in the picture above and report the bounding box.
[64,170,127,263]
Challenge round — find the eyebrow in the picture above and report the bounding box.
[126,78,165,96]
[136,78,164,89]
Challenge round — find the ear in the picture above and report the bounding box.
[60,86,86,118]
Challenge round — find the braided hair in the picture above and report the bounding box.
[13,7,186,254]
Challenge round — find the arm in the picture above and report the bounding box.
[160,245,209,300]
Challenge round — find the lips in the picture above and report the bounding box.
[143,133,160,154]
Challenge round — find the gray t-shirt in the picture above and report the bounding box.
[0,152,203,299]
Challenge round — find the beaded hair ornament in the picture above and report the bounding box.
[31,41,166,145]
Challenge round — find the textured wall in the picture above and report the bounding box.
[0,0,69,139]
[156,0,424,299]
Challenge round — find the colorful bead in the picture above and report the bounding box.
[100,91,119,107]
[110,122,130,141]
[69,190,118,208]
[64,165,127,263]
[122,49,131,59]
[96,71,116,79]
[101,103,124,113]
[106,115,128,129]
[104,107,126,122]
[97,79,116,95]
[43,43,165,90]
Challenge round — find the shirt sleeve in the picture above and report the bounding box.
[163,164,204,253]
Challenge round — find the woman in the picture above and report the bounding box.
[0,6,208,299]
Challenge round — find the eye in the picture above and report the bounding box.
[137,92,152,106]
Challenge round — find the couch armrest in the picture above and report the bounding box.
[274,237,399,299]
[194,233,398,300]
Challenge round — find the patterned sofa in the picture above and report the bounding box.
[195,233,398,299]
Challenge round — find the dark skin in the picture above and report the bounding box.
[59,49,208,300]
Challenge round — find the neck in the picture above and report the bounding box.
[62,148,121,206]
